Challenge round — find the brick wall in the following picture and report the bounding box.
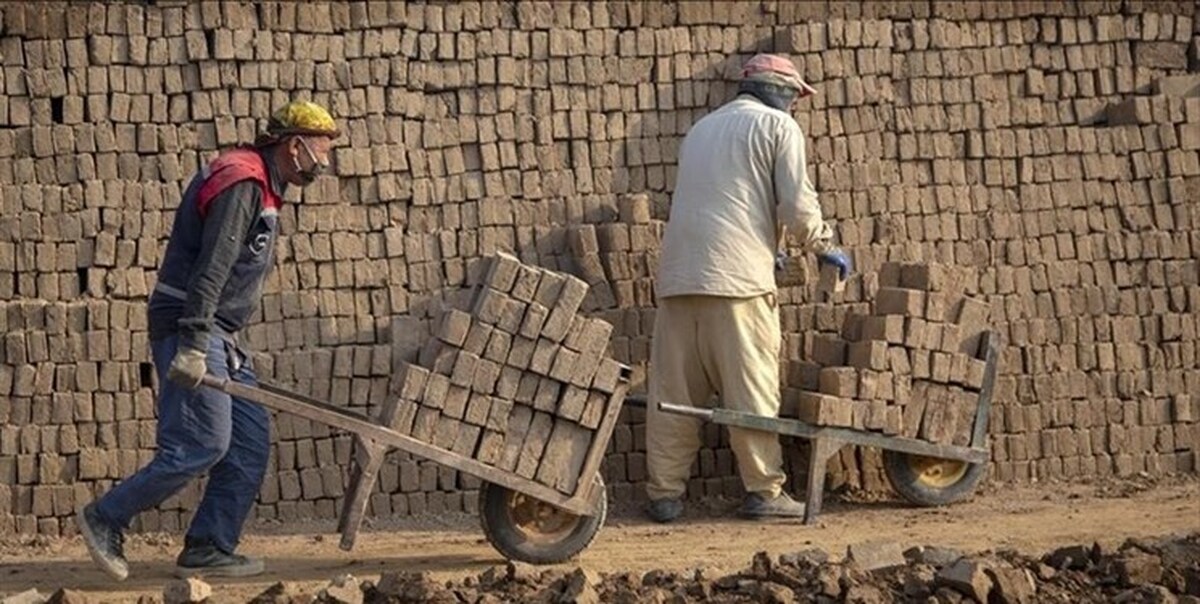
[0,1,1197,537]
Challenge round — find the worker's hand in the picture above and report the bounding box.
[815,247,853,280]
[167,347,208,390]
[774,251,787,272]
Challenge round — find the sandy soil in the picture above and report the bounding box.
[1,476,1197,602]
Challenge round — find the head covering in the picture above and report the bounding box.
[255,100,340,146]
[741,54,817,97]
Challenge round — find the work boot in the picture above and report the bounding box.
[738,492,806,519]
[77,503,130,581]
[175,539,265,578]
[645,497,684,523]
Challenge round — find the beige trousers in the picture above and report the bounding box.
[645,293,786,500]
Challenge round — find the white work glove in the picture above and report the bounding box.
[167,347,207,389]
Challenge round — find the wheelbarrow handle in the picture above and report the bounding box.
[201,374,231,391]
[656,402,715,420]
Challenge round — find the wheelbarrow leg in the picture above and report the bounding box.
[337,434,388,550]
[804,437,842,525]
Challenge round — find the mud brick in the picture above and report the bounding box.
[449,350,479,388]
[472,358,502,395]
[511,265,543,303]
[955,295,990,328]
[497,404,535,472]
[556,385,588,421]
[433,416,460,449]
[497,298,528,334]
[860,315,905,344]
[1171,395,1193,423]
[591,358,623,393]
[436,309,472,346]
[810,334,848,366]
[884,346,909,374]
[580,391,608,429]
[903,317,929,349]
[901,263,953,291]
[924,292,952,322]
[393,363,430,400]
[847,340,887,370]
[533,271,566,308]
[507,336,536,369]
[483,252,521,292]
[930,351,953,383]
[535,419,592,494]
[903,382,929,439]
[515,372,540,404]
[519,302,550,338]
[819,367,858,398]
[472,287,508,325]
[422,373,450,409]
[542,276,589,341]
[442,386,470,420]
[476,429,505,465]
[797,392,853,427]
[533,377,561,413]
[865,401,888,431]
[785,361,821,390]
[463,393,492,426]
[858,370,881,400]
[568,224,600,256]
[906,348,930,380]
[884,406,903,435]
[418,339,457,375]
[817,262,847,297]
[484,330,512,364]
[411,407,440,443]
[850,400,869,430]
[487,397,512,432]
[548,347,580,382]
[878,262,902,287]
[875,287,926,316]
[462,321,495,356]
[495,366,522,400]
[949,354,970,385]
[619,193,652,223]
[529,338,559,375]
[938,323,962,353]
[515,411,554,479]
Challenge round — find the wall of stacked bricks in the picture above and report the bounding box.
[0,0,1197,537]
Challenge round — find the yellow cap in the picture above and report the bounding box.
[261,101,340,142]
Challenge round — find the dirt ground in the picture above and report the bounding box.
[1,476,1197,602]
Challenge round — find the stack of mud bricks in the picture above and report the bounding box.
[380,252,624,496]
[786,262,991,447]
[1,1,1198,536]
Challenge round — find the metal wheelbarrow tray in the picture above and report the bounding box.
[201,362,631,564]
[658,330,1001,524]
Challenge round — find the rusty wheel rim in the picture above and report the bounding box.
[504,491,581,544]
[906,455,970,488]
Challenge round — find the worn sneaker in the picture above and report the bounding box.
[738,492,807,519]
[77,503,129,581]
[645,497,684,523]
[175,541,265,578]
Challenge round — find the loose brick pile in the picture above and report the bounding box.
[785,262,992,447]
[0,2,1197,536]
[381,253,625,495]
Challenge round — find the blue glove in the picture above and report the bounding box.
[774,251,787,272]
[816,247,852,280]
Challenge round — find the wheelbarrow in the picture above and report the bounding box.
[200,361,630,564]
[657,331,1001,523]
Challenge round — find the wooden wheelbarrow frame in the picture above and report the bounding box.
[657,330,1001,524]
[201,366,631,551]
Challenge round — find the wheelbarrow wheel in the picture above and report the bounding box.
[882,449,987,506]
[478,476,607,565]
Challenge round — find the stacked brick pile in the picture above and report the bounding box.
[785,262,992,447]
[0,2,1197,536]
[379,253,625,495]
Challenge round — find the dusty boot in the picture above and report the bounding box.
[738,492,806,519]
[77,503,130,581]
[175,540,265,578]
[645,497,684,523]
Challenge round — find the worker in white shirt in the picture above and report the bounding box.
[646,53,852,522]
